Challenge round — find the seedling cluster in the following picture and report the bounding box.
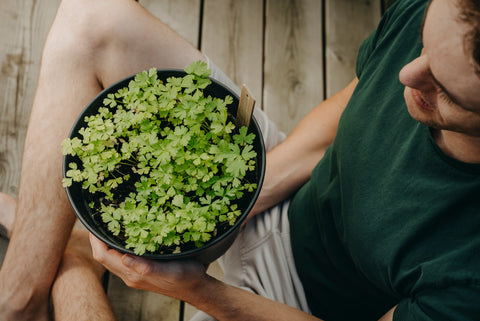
[62,62,257,255]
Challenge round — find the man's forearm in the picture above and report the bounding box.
[191,275,396,321]
[250,78,358,217]
[187,276,322,321]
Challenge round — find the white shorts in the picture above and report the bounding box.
[189,59,310,321]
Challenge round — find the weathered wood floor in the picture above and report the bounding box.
[0,0,395,320]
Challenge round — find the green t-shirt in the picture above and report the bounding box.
[288,0,480,320]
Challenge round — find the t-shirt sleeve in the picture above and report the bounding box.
[393,284,480,321]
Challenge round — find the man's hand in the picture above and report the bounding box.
[89,234,209,301]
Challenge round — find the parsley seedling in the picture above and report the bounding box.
[63,61,258,255]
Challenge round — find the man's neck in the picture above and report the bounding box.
[433,129,480,164]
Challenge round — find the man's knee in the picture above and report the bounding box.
[52,0,132,52]
[53,0,150,54]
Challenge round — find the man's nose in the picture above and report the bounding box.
[399,55,435,91]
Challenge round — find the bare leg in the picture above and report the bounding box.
[0,0,205,319]
[52,230,116,321]
[0,194,116,320]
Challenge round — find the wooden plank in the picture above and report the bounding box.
[263,0,324,134]
[0,0,60,197]
[139,0,201,48]
[324,0,382,97]
[107,274,180,321]
[201,0,264,104]
[0,0,22,198]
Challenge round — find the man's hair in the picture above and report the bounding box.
[458,0,480,74]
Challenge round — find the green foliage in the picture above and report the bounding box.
[62,61,258,255]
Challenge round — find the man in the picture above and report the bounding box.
[1,0,479,320]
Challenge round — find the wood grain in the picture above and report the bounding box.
[263,0,324,134]
[201,0,264,103]
[325,0,381,97]
[0,0,60,197]
[107,274,180,321]
[139,0,201,47]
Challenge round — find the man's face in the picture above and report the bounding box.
[399,0,480,136]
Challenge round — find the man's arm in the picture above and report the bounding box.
[250,77,358,217]
[91,234,396,321]
[185,274,321,321]
[194,276,397,321]
[90,235,323,321]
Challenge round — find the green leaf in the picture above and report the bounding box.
[184,61,211,78]
[233,126,256,146]
[226,157,247,178]
[172,194,184,208]
[61,137,83,156]
[62,177,73,187]
[241,145,257,161]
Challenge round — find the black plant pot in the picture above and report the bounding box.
[63,69,266,264]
